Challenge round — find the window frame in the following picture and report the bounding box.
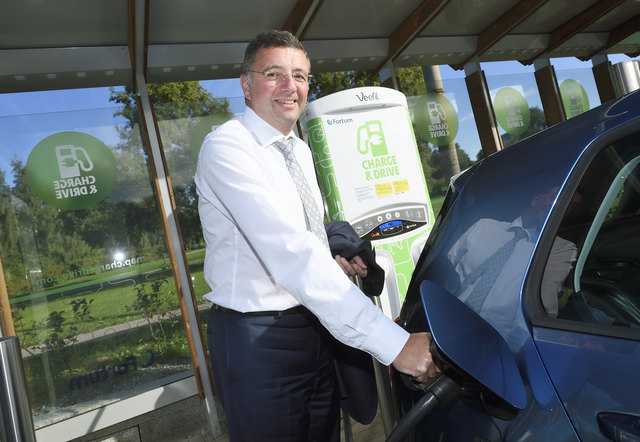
[526,119,640,342]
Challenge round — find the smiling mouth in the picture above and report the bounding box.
[276,99,296,105]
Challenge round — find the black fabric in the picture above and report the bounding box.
[207,306,340,441]
[325,220,383,424]
[325,220,385,296]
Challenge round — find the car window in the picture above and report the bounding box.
[544,133,640,328]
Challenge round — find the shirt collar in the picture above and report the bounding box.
[509,217,534,241]
[242,107,297,148]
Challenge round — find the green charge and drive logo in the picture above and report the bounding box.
[26,131,117,210]
[560,79,589,118]
[358,120,400,181]
[414,93,458,146]
[494,87,531,136]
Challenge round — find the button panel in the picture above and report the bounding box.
[352,206,428,240]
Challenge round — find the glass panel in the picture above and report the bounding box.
[555,66,601,119]
[0,87,192,428]
[484,61,547,149]
[146,81,243,316]
[398,67,480,214]
[440,76,482,161]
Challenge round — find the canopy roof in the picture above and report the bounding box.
[2,0,639,92]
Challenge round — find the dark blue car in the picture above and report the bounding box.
[392,89,640,441]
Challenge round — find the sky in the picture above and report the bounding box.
[0,54,638,181]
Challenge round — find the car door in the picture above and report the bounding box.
[528,131,640,441]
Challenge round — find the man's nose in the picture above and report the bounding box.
[279,74,297,88]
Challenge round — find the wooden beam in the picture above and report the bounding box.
[592,61,617,103]
[453,0,548,69]
[550,0,625,51]
[534,64,566,126]
[606,14,640,48]
[283,0,324,40]
[0,257,15,336]
[582,14,640,60]
[375,0,450,72]
[128,0,149,90]
[465,69,504,157]
[626,49,640,58]
[527,0,625,64]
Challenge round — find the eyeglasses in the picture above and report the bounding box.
[246,70,313,84]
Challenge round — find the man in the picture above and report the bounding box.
[447,185,576,326]
[195,30,436,441]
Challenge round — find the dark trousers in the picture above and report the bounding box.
[207,306,340,442]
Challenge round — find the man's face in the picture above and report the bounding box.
[240,46,310,135]
[527,185,560,226]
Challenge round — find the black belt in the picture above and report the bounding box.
[212,304,309,317]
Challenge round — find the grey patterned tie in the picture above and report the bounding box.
[466,227,528,311]
[274,138,329,249]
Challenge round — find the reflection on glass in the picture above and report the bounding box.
[403,76,479,208]
[149,87,234,307]
[486,70,547,149]
[556,68,601,119]
[0,89,192,428]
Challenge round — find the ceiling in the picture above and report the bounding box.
[1,0,640,93]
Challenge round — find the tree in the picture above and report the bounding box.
[308,71,380,100]
[396,67,427,97]
[109,82,232,249]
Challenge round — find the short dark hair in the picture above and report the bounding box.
[242,30,308,73]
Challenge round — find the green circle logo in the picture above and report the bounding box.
[560,79,589,118]
[494,87,530,136]
[26,132,117,210]
[414,93,458,146]
[189,112,234,162]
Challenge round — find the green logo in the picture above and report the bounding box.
[357,120,388,157]
[494,87,530,136]
[189,112,235,162]
[414,93,458,146]
[26,131,117,210]
[560,79,589,118]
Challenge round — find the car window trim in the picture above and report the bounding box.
[574,155,640,292]
[526,116,640,341]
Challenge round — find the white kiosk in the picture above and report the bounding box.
[300,87,434,319]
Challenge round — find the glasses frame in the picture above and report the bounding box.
[246,69,313,84]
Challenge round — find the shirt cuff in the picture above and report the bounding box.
[363,314,410,366]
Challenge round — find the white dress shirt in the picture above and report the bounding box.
[448,217,577,320]
[448,217,534,337]
[194,107,409,365]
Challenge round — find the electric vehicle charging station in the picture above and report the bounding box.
[300,87,434,319]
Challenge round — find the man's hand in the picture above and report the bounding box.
[335,254,368,278]
[392,332,439,383]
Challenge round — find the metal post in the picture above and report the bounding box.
[0,336,36,442]
[614,60,640,95]
[345,276,397,437]
[370,295,397,436]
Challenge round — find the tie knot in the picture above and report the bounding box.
[275,137,294,153]
[509,227,528,241]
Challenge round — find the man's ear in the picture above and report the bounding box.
[240,74,251,101]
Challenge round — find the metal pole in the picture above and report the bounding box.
[352,274,396,436]
[0,336,36,442]
[370,295,397,436]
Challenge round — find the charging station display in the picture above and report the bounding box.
[301,87,434,318]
